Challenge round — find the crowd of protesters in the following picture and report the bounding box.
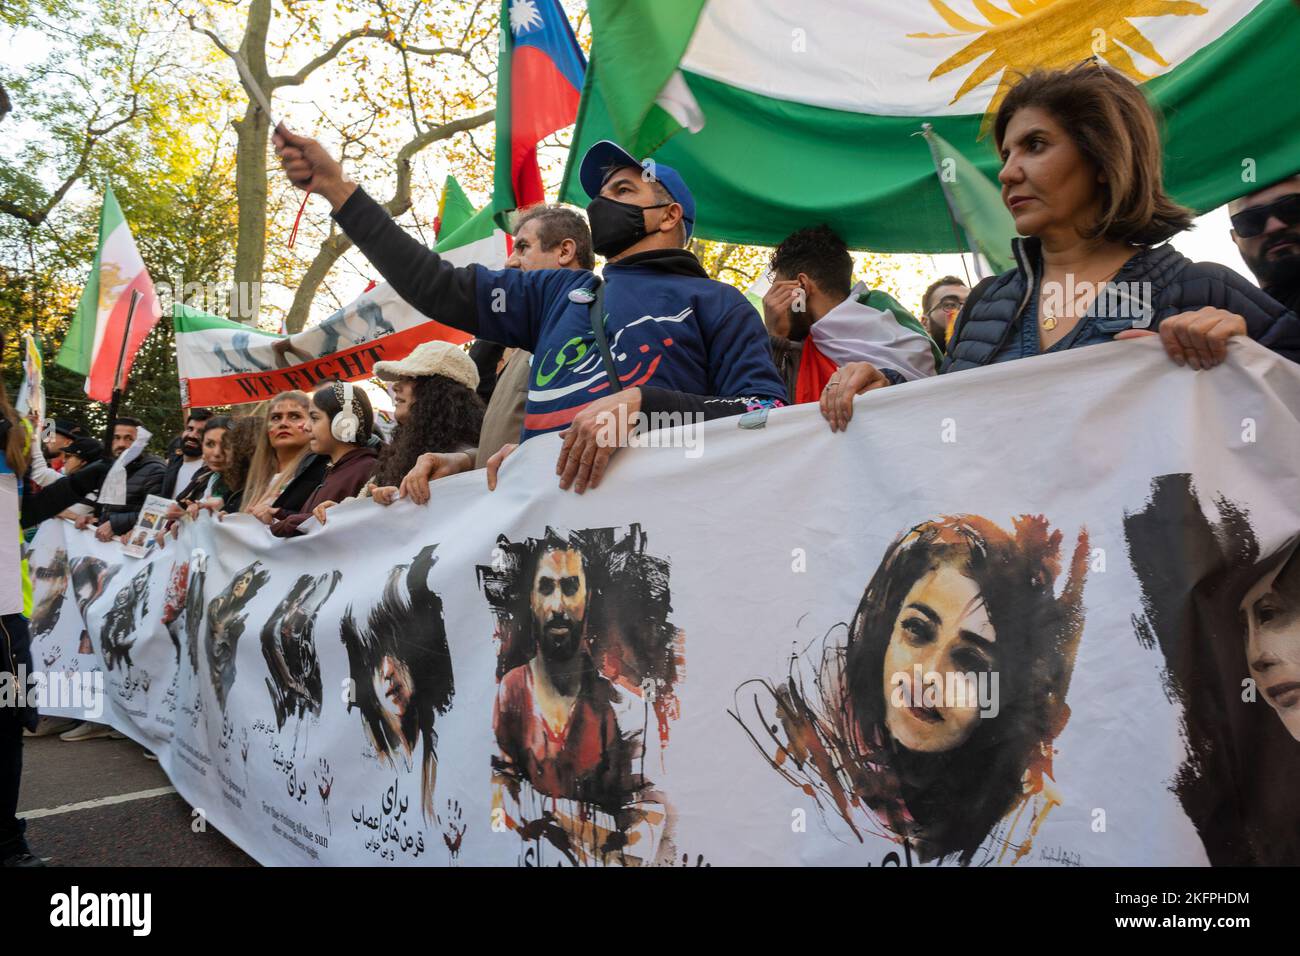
[3,60,1300,867]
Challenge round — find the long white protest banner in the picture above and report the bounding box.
[19,338,1300,866]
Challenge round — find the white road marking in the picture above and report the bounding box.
[19,786,178,820]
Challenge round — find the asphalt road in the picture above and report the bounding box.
[17,731,256,867]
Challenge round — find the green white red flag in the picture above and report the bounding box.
[56,184,161,401]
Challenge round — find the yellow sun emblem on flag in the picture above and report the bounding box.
[910,0,1208,137]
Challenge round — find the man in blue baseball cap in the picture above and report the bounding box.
[273,129,787,494]
[577,140,696,258]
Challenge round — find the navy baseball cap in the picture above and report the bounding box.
[64,437,104,463]
[579,140,695,240]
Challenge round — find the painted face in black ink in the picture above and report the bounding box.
[530,548,587,664]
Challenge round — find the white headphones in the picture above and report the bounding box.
[330,381,362,443]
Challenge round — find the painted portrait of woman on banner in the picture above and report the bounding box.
[735,514,1089,865]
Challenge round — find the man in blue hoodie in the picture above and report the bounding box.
[273,132,787,493]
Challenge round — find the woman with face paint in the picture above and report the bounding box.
[269,383,377,538]
[244,391,329,524]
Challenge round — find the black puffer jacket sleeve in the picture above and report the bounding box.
[1156,262,1300,363]
[20,460,111,529]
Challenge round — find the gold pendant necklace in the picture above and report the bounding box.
[1039,262,1125,333]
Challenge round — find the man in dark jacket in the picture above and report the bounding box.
[273,131,787,494]
[1230,172,1300,315]
[84,417,166,541]
[160,407,213,499]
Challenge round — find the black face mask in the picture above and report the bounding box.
[587,196,671,258]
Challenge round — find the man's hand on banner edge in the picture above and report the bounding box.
[400,451,474,504]
[485,444,517,492]
[821,362,890,432]
[1115,308,1246,370]
[312,500,338,525]
[557,387,642,494]
[73,513,95,531]
[273,127,356,211]
[94,521,115,543]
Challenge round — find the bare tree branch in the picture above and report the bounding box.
[0,87,148,227]
[382,107,494,217]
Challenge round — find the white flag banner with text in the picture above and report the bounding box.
[21,339,1300,867]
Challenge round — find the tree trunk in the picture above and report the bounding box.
[230,0,273,322]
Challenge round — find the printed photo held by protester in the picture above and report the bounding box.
[822,63,1300,432]
[273,130,788,494]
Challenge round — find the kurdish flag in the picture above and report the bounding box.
[434,175,511,268]
[561,0,1300,253]
[57,184,161,400]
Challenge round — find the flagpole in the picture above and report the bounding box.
[102,289,142,450]
[919,123,980,287]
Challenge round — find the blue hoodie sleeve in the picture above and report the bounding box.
[471,266,586,350]
[641,293,788,420]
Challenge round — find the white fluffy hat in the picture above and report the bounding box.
[372,340,480,390]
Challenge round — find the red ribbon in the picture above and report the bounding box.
[287,183,314,249]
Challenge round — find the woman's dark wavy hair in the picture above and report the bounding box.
[371,374,484,487]
[219,415,261,492]
[994,62,1195,246]
[340,545,453,820]
[844,514,1088,864]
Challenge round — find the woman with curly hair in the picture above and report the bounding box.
[734,514,1089,865]
[311,342,482,525]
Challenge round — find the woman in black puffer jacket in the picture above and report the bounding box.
[821,63,1299,430]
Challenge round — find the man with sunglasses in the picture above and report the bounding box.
[1230,174,1300,314]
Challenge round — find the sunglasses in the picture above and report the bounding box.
[1230,193,1300,239]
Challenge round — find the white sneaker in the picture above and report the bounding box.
[25,716,80,737]
[58,722,115,742]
